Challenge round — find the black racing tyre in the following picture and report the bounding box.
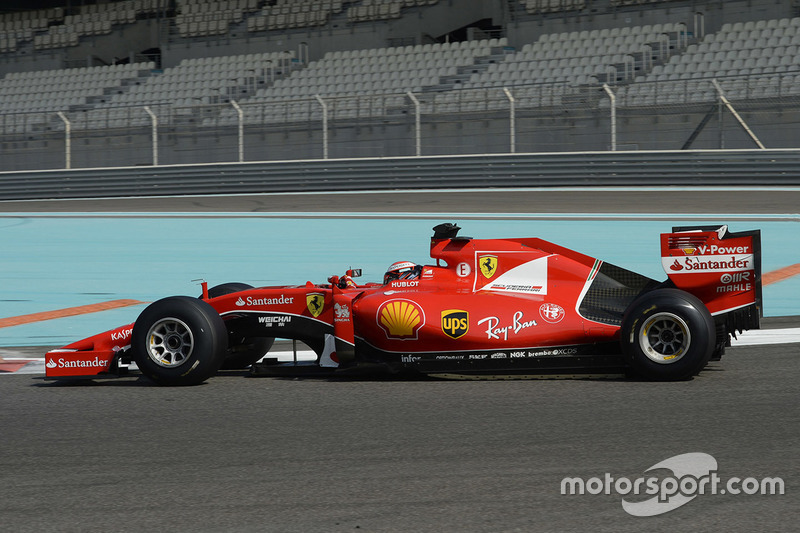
[620,288,715,381]
[206,283,274,369]
[132,296,228,386]
[207,282,253,299]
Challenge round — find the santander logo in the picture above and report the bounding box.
[49,357,109,369]
[665,254,752,274]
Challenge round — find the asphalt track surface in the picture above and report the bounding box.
[1,189,798,532]
[0,337,797,533]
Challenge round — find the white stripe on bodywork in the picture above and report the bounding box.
[475,255,551,295]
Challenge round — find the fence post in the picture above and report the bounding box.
[694,12,705,39]
[503,87,516,153]
[143,106,159,165]
[602,84,617,151]
[56,111,71,169]
[406,91,421,157]
[711,78,766,149]
[314,94,328,159]
[231,100,244,162]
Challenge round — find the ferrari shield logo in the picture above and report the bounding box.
[306,293,325,317]
[479,255,498,279]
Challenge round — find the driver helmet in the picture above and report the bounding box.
[383,261,420,284]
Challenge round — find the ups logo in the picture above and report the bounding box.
[441,309,469,339]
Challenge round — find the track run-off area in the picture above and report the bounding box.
[0,188,798,532]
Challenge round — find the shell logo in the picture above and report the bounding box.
[377,299,425,340]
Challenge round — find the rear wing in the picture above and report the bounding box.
[661,225,761,332]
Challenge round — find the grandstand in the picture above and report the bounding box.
[1,0,799,170]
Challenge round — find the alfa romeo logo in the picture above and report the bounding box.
[539,303,565,323]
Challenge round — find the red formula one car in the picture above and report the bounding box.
[45,223,761,385]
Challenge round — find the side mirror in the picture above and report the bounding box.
[347,269,362,278]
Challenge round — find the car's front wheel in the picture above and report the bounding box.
[132,296,228,385]
[620,288,715,381]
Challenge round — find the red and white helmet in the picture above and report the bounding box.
[383,261,420,284]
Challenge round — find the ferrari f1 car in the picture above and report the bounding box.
[45,223,761,385]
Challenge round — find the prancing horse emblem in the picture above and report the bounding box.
[306,293,325,317]
[479,255,498,279]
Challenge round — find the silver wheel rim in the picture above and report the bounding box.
[639,312,690,364]
[146,317,194,368]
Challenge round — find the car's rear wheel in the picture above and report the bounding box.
[620,288,715,381]
[132,296,228,385]
[206,283,274,369]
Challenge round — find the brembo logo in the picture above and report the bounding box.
[377,299,424,340]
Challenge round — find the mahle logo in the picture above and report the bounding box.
[441,309,469,339]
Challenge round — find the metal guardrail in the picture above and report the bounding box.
[1,149,799,201]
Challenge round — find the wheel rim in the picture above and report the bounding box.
[146,317,194,368]
[639,312,691,364]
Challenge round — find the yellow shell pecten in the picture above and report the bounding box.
[380,300,421,337]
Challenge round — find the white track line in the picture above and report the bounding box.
[730,328,800,346]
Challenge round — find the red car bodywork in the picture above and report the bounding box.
[45,224,761,380]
